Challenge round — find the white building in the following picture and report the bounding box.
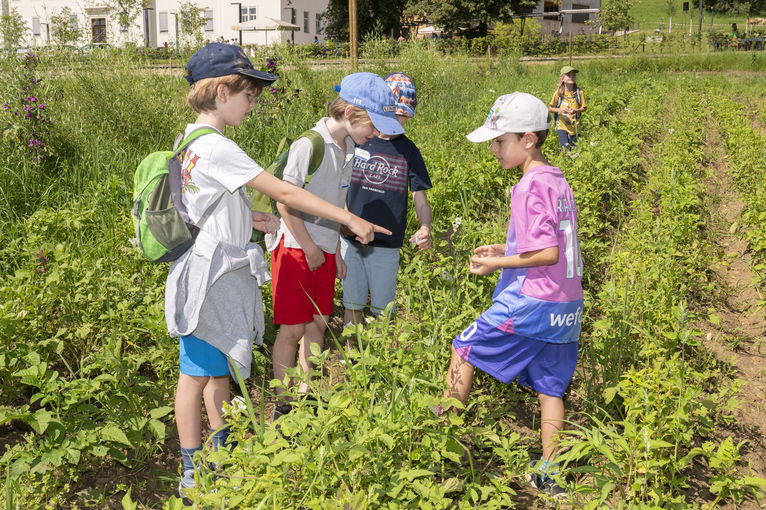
[5,0,328,47]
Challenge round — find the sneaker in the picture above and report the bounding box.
[271,402,292,422]
[526,460,566,498]
[178,468,195,500]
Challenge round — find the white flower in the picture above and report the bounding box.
[505,187,512,198]
[364,316,374,324]
[440,270,454,281]
[569,152,580,159]
[453,217,462,230]
[489,89,496,93]
[223,395,248,417]
[590,141,598,146]
[669,128,675,134]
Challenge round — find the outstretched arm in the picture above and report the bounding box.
[248,172,390,244]
[470,246,559,276]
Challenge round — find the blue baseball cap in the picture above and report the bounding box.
[185,43,278,85]
[337,72,403,136]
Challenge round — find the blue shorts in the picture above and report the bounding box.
[179,334,229,377]
[452,314,578,397]
[340,237,401,316]
[556,129,578,150]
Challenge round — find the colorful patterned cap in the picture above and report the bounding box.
[384,72,417,118]
[466,92,550,143]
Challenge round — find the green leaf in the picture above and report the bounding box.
[101,425,132,447]
[27,409,52,434]
[149,406,173,420]
[147,419,166,441]
[121,488,138,510]
[603,385,618,404]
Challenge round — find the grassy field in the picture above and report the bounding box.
[630,0,748,30]
[1,44,765,508]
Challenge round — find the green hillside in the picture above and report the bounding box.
[630,0,749,29]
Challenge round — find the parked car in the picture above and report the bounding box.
[79,42,111,54]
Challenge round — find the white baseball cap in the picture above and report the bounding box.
[466,92,550,143]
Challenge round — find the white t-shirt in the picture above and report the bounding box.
[180,124,263,247]
[266,118,355,254]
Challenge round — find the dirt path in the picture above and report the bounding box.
[699,110,766,509]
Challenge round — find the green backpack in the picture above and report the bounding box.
[132,127,219,262]
[250,129,325,242]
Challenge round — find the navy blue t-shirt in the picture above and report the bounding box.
[345,135,432,248]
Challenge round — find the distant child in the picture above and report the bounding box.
[266,72,401,419]
[167,43,384,498]
[549,66,586,150]
[439,93,583,497]
[341,72,433,326]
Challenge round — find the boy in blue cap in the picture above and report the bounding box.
[266,72,402,417]
[341,72,433,326]
[169,43,386,498]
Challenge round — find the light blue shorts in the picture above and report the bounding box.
[179,334,229,377]
[340,237,401,316]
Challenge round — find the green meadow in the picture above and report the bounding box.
[1,42,765,508]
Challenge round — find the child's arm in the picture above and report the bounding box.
[469,246,559,276]
[277,202,326,270]
[335,239,346,279]
[247,172,390,244]
[251,210,280,234]
[409,190,433,250]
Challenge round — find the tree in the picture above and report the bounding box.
[666,0,677,18]
[322,0,408,42]
[598,0,634,35]
[0,7,28,49]
[690,0,766,15]
[108,0,148,34]
[178,1,205,49]
[403,0,537,37]
[49,7,82,46]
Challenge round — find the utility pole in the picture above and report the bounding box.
[230,3,242,46]
[698,0,703,42]
[349,0,357,71]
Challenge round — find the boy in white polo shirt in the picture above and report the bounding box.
[267,73,400,419]
[438,92,583,498]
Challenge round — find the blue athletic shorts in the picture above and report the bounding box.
[452,314,578,397]
[179,334,229,377]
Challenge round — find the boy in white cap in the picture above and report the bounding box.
[341,72,433,326]
[438,92,583,497]
[267,72,400,418]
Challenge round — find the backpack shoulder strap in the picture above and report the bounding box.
[300,129,326,179]
[173,127,219,156]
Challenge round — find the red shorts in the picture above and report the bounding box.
[271,238,336,325]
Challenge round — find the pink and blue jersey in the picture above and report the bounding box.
[484,165,583,344]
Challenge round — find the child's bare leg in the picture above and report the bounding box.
[203,375,230,431]
[343,308,364,325]
[538,393,565,460]
[443,345,475,409]
[272,323,306,398]
[297,314,328,393]
[175,374,207,448]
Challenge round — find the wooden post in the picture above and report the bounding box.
[568,32,573,65]
[349,0,358,72]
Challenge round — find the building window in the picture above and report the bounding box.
[204,10,213,31]
[315,13,321,34]
[70,14,78,30]
[303,11,309,33]
[159,11,168,32]
[571,3,589,23]
[241,6,257,21]
[32,16,40,36]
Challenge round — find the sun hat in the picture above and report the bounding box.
[185,42,278,85]
[384,72,417,118]
[466,92,550,143]
[559,65,578,74]
[336,72,403,136]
